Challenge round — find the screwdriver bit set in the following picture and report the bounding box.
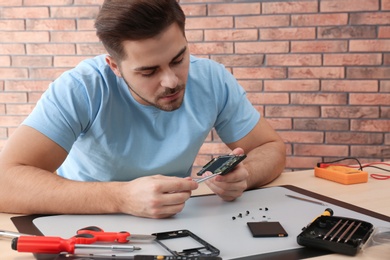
[297,215,374,256]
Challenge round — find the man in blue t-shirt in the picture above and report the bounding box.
[0,0,286,219]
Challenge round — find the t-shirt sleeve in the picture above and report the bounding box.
[213,67,260,144]
[22,72,91,153]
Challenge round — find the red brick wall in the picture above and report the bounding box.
[0,0,389,171]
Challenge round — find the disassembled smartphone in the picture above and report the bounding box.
[151,229,220,257]
[195,154,247,183]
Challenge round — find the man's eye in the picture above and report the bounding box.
[172,57,184,65]
[142,70,156,77]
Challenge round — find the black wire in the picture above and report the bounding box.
[321,157,363,171]
[362,165,390,173]
[321,157,390,173]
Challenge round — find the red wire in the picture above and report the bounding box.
[361,162,390,180]
[370,174,390,180]
[318,163,357,168]
[361,162,390,168]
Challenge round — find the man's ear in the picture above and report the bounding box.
[105,55,122,78]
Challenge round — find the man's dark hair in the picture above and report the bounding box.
[95,0,186,61]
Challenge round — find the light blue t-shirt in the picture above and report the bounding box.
[23,55,260,181]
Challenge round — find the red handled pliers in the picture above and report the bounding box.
[76,226,156,243]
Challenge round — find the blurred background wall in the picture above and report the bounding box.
[0,0,389,171]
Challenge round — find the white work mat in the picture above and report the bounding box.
[33,186,390,259]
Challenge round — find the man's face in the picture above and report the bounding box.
[106,23,190,111]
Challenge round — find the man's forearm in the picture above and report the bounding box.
[244,140,286,189]
[0,165,121,214]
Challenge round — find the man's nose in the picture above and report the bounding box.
[160,68,178,89]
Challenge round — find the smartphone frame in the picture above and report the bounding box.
[151,229,220,257]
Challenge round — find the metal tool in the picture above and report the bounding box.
[323,219,342,240]
[195,172,223,183]
[337,221,355,242]
[329,220,349,241]
[344,222,362,243]
[0,230,31,239]
[322,220,364,243]
[285,194,328,206]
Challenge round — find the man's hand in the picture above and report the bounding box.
[118,175,198,218]
[203,148,249,201]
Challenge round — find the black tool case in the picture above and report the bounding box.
[297,216,374,256]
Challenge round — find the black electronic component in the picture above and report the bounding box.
[196,154,247,176]
[247,221,288,238]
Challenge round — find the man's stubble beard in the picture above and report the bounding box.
[123,77,185,112]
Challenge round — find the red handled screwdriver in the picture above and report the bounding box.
[11,234,141,254]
